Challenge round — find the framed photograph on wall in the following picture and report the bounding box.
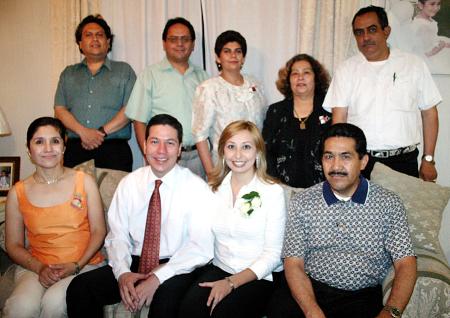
[387,0,450,75]
[0,156,20,196]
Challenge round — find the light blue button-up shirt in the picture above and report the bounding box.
[125,58,208,146]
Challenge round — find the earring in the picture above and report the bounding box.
[256,156,260,169]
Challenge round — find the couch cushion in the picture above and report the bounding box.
[371,162,450,268]
[95,167,128,213]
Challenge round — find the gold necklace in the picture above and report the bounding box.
[293,108,312,130]
[33,168,65,185]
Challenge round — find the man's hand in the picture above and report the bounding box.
[118,272,148,312]
[38,265,61,288]
[134,274,160,310]
[79,127,105,150]
[199,279,233,315]
[419,160,437,182]
[375,310,394,318]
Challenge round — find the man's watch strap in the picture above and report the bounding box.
[383,305,402,317]
[98,126,108,137]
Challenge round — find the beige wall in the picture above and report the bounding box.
[0,0,53,179]
[1,0,449,186]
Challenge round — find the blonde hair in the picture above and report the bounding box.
[208,120,278,192]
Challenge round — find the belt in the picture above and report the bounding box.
[368,145,417,159]
[181,144,197,152]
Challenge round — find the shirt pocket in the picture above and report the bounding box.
[387,76,417,113]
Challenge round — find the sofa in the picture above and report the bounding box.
[1,162,449,317]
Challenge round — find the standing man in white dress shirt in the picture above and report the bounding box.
[323,5,442,181]
[66,114,214,318]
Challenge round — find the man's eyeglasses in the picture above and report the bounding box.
[166,36,192,44]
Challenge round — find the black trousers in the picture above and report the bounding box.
[179,264,276,318]
[66,256,199,318]
[267,274,383,318]
[64,138,133,172]
[362,148,419,180]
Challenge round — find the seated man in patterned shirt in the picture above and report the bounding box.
[267,123,416,318]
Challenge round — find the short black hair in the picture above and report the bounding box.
[352,5,389,30]
[75,14,114,53]
[321,123,367,159]
[27,117,66,148]
[162,17,196,41]
[145,114,183,144]
[214,30,247,71]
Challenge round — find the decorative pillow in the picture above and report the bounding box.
[73,159,96,178]
[95,167,128,213]
[372,163,450,266]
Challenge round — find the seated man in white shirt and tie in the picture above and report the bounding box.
[66,114,214,318]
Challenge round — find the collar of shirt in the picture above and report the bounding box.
[147,164,181,191]
[322,176,369,206]
[80,57,112,71]
[159,57,197,76]
[219,172,259,207]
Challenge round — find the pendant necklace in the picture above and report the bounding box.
[33,168,65,185]
[293,108,311,130]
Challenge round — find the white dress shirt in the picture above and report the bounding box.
[323,49,442,150]
[212,173,286,281]
[105,165,214,283]
[192,75,267,162]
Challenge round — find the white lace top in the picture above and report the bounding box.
[192,75,267,163]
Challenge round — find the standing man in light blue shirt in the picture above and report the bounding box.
[125,17,208,177]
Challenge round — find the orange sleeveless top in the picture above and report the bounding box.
[15,171,104,265]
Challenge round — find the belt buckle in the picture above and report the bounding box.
[373,150,389,158]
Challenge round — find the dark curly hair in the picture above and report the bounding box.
[75,14,114,54]
[276,54,330,99]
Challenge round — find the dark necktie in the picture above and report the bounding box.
[138,179,162,274]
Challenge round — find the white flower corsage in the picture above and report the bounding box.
[319,115,330,124]
[239,191,262,217]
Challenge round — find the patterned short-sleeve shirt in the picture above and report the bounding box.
[283,177,415,290]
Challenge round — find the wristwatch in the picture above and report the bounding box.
[98,126,108,137]
[383,305,402,318]
[73,262,81,275]
[422,154,435,165]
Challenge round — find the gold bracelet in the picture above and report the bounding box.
[25,256,34,267]
[225,276,236,291]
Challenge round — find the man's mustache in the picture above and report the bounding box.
[329,171,348,177]
[363,40,376,47]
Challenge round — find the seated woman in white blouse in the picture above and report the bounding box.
[192,30,267,179]
[179,120,286,318]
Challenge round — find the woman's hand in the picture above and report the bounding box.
[199,279,233,315]
[38,265,61,288]
[48,262,78,279]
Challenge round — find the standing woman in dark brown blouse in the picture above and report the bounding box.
[262,54,331,188]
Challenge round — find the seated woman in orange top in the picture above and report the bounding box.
[3,117,106,318]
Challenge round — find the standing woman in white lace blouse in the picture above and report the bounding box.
[179,120,286,318]
[192,31,267,179]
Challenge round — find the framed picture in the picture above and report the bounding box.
[387,0,450,75]
[0,156,20,196]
